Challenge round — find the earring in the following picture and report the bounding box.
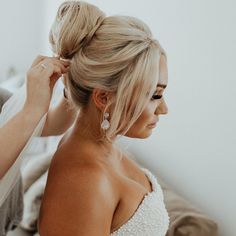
[101,112,110,130]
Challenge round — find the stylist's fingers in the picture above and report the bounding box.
[30,55,47,67]
[49,61,69,86]
[29,56,70,92]
[37,62,61,80]
[51,60,70,74]
[36,58,69,75]
[37,61,65,90]
[31,55,70,71]
[25,55,70,114]
[50,73,62,88]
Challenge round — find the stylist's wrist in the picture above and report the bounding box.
[22,103,48,119]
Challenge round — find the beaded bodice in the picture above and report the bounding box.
[110,168,169,236]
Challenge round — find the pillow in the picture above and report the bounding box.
[20,152,53,232]
[22,152,53,192]
[0,74,25,93]
[157,176,218,236]
[20,172,48,232]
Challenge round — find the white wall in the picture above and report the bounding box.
[1,1,235,235]
[0,1,45,81]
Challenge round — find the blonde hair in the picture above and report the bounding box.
[50,1,166,140]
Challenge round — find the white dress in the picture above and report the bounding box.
[110,168,169,236]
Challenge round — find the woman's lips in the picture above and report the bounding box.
[148,124,156,128]
[147,123,157,128]
[147,119,159,128]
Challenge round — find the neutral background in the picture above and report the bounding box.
[0,1,235,236]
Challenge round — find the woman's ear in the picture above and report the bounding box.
[92,88,111,111]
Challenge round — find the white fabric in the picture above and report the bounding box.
[110,168,169,236]
[0,81,62,207]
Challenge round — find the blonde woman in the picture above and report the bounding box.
[39,1,169,235]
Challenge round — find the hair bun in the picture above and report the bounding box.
[50,1,105,59]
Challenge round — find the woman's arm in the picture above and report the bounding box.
[0,55,69,179]
[0,107,44,179]
[39,165,116,236]
[41,95,77,137]
[41,73,77,136]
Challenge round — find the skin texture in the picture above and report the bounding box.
[39,54,168,236]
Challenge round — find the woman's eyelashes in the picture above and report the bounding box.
[151,94,162,100]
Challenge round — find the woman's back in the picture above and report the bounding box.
[39,132,169,235]
[39,133,117,235]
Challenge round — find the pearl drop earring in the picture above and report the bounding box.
[101,112,110,130]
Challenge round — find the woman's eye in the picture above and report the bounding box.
[151,94,162,100]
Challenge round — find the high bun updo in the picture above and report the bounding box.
[50,0,166,140]
[50,1,105,59]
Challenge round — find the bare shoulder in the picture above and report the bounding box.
[39,153,118,236]
[122,151,143,170]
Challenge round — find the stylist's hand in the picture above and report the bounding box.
[23,55,70,115]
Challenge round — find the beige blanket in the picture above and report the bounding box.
[157,177,218,236]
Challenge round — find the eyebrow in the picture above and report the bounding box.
[157,84,167,89]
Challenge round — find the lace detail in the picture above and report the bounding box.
[110,168,169,236]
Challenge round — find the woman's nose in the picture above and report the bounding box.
[155,99,168,115]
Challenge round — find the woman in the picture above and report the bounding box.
[39,1,169,235]
[0,56,76,234]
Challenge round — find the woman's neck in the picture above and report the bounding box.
[69,111,115,150]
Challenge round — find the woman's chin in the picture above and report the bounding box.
[139,129,153,139]
[124,128,153,139]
